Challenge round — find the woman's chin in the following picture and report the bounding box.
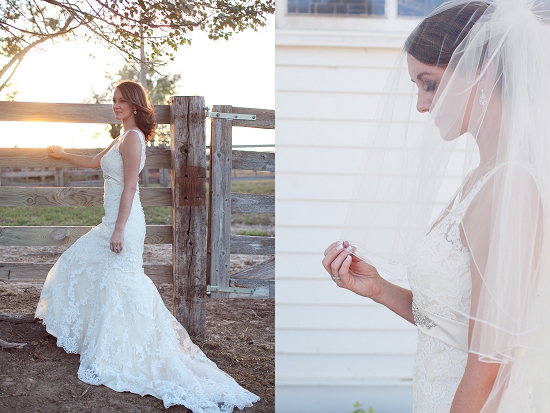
[436,125,461,142]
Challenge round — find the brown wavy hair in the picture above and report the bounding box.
[404,2,489,67]
[115,80,156,142]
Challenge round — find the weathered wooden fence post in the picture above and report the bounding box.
[207,105,233,298]
[170,96,207,338]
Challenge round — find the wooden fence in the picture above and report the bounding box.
[0,98,275,338]
[208,105,275,299]
[0,166,170,187]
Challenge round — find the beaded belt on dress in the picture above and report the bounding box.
[412,299,469,352]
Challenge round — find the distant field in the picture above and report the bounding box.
[0,180,274,227]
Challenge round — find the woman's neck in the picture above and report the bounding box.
[122,119,138,132]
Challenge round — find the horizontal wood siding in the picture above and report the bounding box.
[276,43,416,398]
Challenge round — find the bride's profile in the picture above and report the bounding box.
[35,79,259,412]
[323,0,550,411]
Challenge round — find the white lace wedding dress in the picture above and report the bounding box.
[407,168,502,413]
[35,130,259,412]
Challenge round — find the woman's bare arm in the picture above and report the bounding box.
[109,132,142,253]
[48,138,118,168]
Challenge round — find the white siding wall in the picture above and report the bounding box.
[276,25,420,413]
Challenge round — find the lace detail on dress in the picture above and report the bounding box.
[408,168,500,413]
[35,129,259,412]
[413,332,467,413]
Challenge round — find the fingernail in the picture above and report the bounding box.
[345,255,351,261]
[345,246,352,252]
[336,243,343,250]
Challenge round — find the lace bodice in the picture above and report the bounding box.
[407,168,501,413]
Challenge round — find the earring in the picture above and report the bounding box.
[134,109,137,114]
[479,89,488,106]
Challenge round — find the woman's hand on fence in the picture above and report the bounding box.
[322,241,383,300]
[47,145,66,159]
[110,229,124,254]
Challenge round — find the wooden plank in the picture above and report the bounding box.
[0,187,172,207]
[0,102,171,124]
[208,105,233,299]
[170,96,207,338]
[0,147,171,169]
[0,262,172,285]
[0,313,36,323]
[231,107,275,129]
[230,235,275,255]
[227,279,274,299]
[0,225,172,246]
[232,150,275,172]
[231,257,274,280]
[231,193,274,214]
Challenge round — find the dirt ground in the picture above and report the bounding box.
[0,236,274,412]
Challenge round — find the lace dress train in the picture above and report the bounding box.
[34,130,259,412]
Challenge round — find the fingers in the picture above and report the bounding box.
[323,240,342,256]
[110,242,123,254]
[322,241,344,273]
[322,243,354,282]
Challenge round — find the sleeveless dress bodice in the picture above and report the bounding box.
[407,169,500,413]
[35,130,259,412]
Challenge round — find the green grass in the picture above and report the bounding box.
[231,180,274,196]
[237,229,269,237]
[0,179,274,227]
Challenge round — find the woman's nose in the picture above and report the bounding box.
[416,93,431,113]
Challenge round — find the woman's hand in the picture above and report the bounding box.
[322,241,383,299]
[47,145,66,159]
[110,229,124,254]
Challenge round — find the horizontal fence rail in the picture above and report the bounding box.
[0,225,173,246]
[0,102,171,124]
[0,148,171,169]
[0,263,173,285]
[0,187,172,207]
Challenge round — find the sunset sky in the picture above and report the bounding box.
[0,16,274,149]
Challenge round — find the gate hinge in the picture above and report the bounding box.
[205,108,256,121]
[206,285,254,294]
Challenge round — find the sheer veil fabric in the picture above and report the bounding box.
[341,0,550,410]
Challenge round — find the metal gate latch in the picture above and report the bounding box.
[206,285,254,294]
[205,108,256,121]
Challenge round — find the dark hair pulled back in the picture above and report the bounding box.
[115,80,156,143]
[404,1,489,67]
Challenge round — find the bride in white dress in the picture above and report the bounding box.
[35,80,259,412]
[323,1,550,412]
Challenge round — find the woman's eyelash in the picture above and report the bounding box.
[424,82,438,92]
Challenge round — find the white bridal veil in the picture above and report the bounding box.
[341,0,550,410]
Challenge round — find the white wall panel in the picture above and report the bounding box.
[277,329,417,355]
[276,21,415,411]
[276,174,356,201]
[276,353,414,382]
[277,90,414,121]
[277,65,396,94]
[276,304,413,330]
